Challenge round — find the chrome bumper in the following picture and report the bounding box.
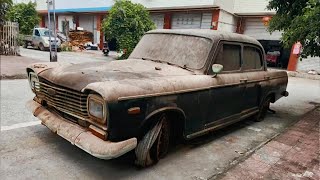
[26,99,137,160]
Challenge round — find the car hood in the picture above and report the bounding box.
[37,59,195,91]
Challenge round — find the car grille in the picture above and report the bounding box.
[35,80,89,120]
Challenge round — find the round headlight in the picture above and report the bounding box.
[28,72,39,92]
[87,94,107,124]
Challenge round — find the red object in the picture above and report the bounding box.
[266,54,278,63]
[164,13,172,29]
[75,15,79,29]
[287,43,300,71]
[97,15,103,50]
[236,17,245,34]
[262,16,271,26]
[40,15,45,27]
[211,9,220,30]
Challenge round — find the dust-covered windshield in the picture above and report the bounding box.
[129,34,212,69]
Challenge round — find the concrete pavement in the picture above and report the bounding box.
[0,77,319,179]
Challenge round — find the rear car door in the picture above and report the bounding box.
[241,45,265,111]
[205,42,247,128]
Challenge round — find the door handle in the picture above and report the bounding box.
[240,78,248,83]
[264,76,270,80]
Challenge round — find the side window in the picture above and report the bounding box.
[215,44,241,72]
[34,30,40,36]
[243,46,263,70]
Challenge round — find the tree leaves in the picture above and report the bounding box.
[5,2,39,35]
[268,0,320,57]
[0,0,13,24]
[102,0,155,59]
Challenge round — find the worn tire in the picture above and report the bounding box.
[23,42,28,48]
[254,96,272,122]
[39,43,45,51]
[135,115,170,167]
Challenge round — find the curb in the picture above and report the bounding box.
[0,74,28,80]
[268,68,320,80]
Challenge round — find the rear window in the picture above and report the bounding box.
[215,44,241,71]
[243,46,263,70]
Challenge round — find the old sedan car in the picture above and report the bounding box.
[26,29,289,167]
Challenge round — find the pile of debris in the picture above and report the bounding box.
[67,30,94,50]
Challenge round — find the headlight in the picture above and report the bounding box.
[28,72,39,92]
[87,94,107,124]
[44,39,49,45]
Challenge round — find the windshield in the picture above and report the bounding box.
[39,29,54,37]
[129,34,212,69]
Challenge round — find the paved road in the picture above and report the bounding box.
[19,47,115,63]
[1,77,319,179]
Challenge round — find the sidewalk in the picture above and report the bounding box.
[0,55,40,80]
[219,107,320,180]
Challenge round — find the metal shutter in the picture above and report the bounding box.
[171,13,202,29]
[151,14,164,29]
[244,18,282,40]
[79,15,94,32]
[201,13,212,29]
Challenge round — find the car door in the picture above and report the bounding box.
[241,45,265,112]
[204,42,247,128]
[32,29,41,47]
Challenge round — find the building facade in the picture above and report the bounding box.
[17,0,319,72]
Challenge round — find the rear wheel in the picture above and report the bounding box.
[135,115,170,167]
[254,96,272,122]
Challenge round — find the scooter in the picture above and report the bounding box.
[102,42,110,56]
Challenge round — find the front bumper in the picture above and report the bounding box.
[26,99,137,159]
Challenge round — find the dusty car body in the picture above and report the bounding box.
[26,29,288,166]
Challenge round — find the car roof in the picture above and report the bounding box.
[147,29,262,48]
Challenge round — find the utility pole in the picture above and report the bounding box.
[47,0,57,62]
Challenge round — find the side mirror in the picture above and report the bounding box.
[212,64,223,77]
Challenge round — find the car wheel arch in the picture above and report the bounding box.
[139,107,186,139]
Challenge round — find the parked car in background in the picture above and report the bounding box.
[23,28,61,51]
[26,29,289,167]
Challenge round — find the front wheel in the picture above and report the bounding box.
[254,96,272,122]
[135,115,170,167]
[39,43,45,51]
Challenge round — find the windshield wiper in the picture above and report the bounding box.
[141,57,163,63]
[141,57,195,73]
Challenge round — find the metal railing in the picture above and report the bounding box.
[0,21,20,56]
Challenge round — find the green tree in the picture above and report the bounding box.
[0,0,13,24]
[102,0,155,59]
[267,0,320,58]
[6,2,40,35]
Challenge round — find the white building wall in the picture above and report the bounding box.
[215,0,235,13]
[57,15,74,32]
[297,57,320,73]
[234,0,275,15]
[217,10,237,32]
[35,0,113,11]
[133,0,216,9]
